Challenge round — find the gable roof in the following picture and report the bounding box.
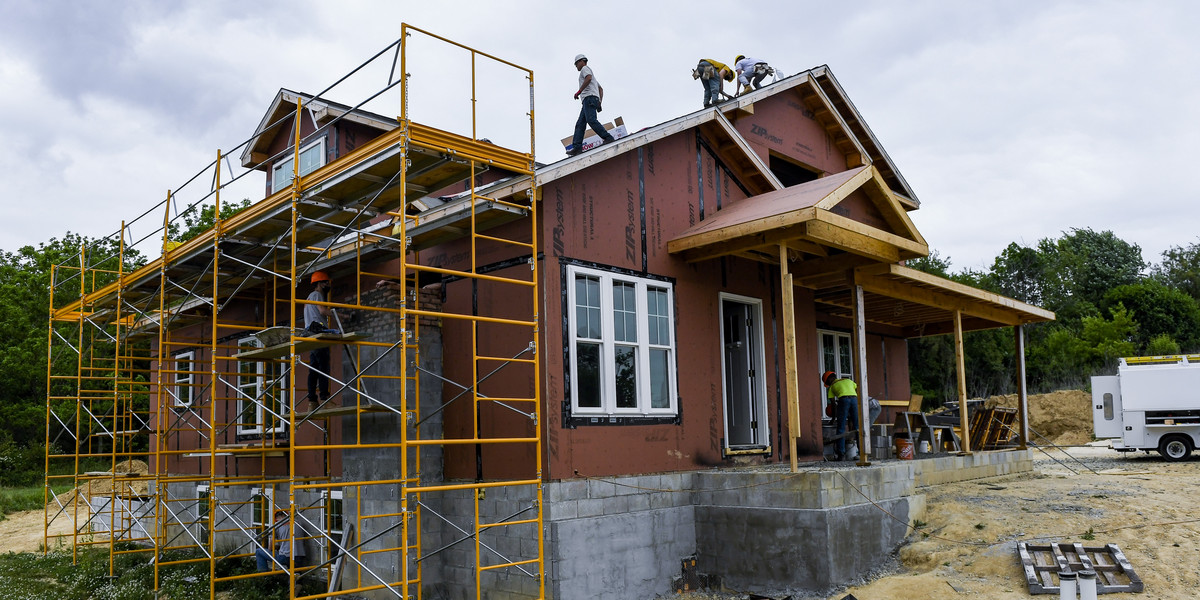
[477,65,919,208]
[665,164,927,265]
[238,88,398,170]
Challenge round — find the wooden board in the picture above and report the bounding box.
[232,332,370,360]
[1017,541,1143,594]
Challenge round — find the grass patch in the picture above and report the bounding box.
[0,546,326,600]
[0,485,71,518]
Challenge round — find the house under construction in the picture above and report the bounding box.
[44,24,1053,600]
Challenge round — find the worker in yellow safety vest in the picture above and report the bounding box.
[823,370,858,460]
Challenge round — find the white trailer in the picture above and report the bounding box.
[1092,355,1200,461]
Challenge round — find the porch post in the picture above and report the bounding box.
[849,272,871,465]
[1014,324,1029,449]
[955,310,971,454]
[780,245,800,472]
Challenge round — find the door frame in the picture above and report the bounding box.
[718,293,770,452]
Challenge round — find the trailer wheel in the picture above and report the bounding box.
[1158,434,1193,462]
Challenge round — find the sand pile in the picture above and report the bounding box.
[983,389,1093,446]
[45,459,152,515]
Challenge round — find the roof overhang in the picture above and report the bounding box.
[814,263,1056,337]
[665,165,926,265]
[239,89,399,170]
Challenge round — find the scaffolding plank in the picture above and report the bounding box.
[232,331,370,360]
[1016,541,1143,594]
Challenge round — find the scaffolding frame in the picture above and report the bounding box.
[45,24,543,600]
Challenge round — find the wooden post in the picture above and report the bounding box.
[1014,324,1029,449]
[849,272,871,465]
[780,246,800,472]
[955,310,971,454]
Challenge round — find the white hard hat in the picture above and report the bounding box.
[574,54,587,63]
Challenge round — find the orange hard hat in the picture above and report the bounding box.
[311,271,331,283]
[822,371,837,386]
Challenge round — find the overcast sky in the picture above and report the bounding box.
[2,0,1197,273]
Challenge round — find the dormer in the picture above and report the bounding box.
[239,89,398,196]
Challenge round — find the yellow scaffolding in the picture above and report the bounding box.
[45,24,542,600]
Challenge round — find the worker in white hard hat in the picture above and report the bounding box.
[734,54,774,95]
[569,53,615,156]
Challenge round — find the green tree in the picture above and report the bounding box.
[1154,238,1200,300]
[1101,280,1200,352]
[1041,228,1145,312]
[168,198,253,243]
[0,234,142,446]
[986,242,1046,304]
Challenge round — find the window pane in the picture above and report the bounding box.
[613,281,637,343]
[273,159,294,193]
[838,335,853,378]
[647,288,668,345]
[650,349,670,408]
[615,345,637,408]
[576,342,601,408]
[821,334,836,373]
[298,143,323,175]
[575,276,601,339]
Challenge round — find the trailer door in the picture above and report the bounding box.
[1092,376,1123,439]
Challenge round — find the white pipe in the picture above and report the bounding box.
[1078,569,1097,600]
[1058,570,1077,600]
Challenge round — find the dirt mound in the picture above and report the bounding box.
[984,389,1093,445]
[45,459,152,514]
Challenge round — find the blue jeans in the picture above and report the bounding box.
[572,95,613,151]
[256,547,288,571]
[836,395,859,457]
[702,76,720,106]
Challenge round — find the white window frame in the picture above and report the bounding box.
[272,137,326,193]
[236,336,287,436]
[250,486,276,528]
[195,484,210,545]
[322,489,344,564]
[817,329,854,419]
[173,350,196,408]
[566,264,678,416]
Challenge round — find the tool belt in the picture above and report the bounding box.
[693,61,716,81]
[754,62,774,77]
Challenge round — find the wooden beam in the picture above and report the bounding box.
[781,245,800,473]
[813,210,928,257]
[854,271,1023,326]
[801,220,902,263]
[668,207,817,254]
[710,111,784,192]
[866,263,1055,321]
[1015,324,1029,449]
[850,273,871,465]
[793,253,881,279]
[678,226,804,263]
[801,79,869,168]
[955,310,971,455]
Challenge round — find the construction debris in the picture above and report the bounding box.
[1016,541,1143,595]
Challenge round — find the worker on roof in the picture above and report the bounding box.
[693,59,735,108]
[569,53,616,156]
[823,370,859,461]
[305,271,337,410]
[734,54,773,95]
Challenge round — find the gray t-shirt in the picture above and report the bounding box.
[272,519,305,558]
[304,289,325,329]
[578,65,600,99]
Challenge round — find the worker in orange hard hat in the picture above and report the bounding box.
[305,271,336,409]
[823,370,858,461]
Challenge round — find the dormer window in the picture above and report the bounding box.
[272,138,326,193]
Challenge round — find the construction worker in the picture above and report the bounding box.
[693,59,735,107]
[256,509,305,571]
[734,54,773,95]
[823,370,858,461]
[305,271,336,409]
[569,53,615,156]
